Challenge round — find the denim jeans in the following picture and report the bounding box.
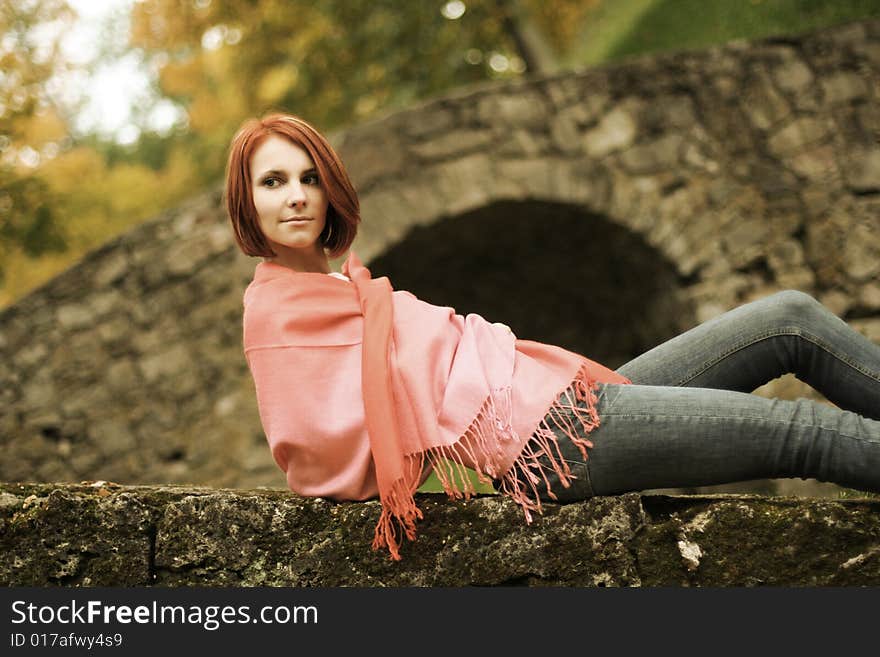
[537,290,880,501]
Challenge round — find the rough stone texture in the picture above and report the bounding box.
[0,21,879,496]
[2,483,879,587]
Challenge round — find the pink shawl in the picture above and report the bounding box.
[243,251,629,559]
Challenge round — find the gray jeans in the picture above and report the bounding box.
[537,290,880,501]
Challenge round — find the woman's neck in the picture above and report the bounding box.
[266,247,330,274]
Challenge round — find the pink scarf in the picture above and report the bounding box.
[243,251,629,559]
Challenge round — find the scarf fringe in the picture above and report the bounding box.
[495,361,601,523]
[371,454,426,561]
[427,386,515,493]
[371,361,603,560]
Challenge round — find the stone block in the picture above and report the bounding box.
[90,288,126,318]
[166,236,218,276]
[619,134,684,174]
[476,91,548,129]
[741,70,792,130]
[854,41,880,67]
[821,71,870,104]
[90,418,138,458]
[682,141,721,173]
[410,128,493,160]
[819,290,852,317]
[543,76,603,111]
[771,57,815,94]
[549,111,582,155]
[768,239,806,271]
[138,343,193,384]
[337,130,406,191]
[843,224,880,282]
[58,383,111,418]
[92,250,131,287]
[18,369,58,416]
[859,282,880,310]
[800,187,834,218]
[582,108,637,158]
[852,318,880,342]
[787,144,839,182]
[13,341,49,371]
[844,147,880,192]
[496,128,550,158]
[430,152,494,216]
[402,107,455,139]
[105,358,140,391]
[722,217,771,268]
[774,268,816,290]
[768,117,833,157]
[384,179,446,228]
[546,159,611,210]
[56,303,93,330]
[656,95,698,130]
[494,158,554,200]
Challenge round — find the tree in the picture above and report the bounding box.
[0,0,73,280]
[127,0,597,184]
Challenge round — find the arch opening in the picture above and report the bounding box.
[369,200,696,369]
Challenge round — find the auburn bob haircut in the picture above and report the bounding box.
[225,113,360,259]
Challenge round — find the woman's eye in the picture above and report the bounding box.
[263,177,282,188]
[303,174,319,185]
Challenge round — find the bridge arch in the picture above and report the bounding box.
[368,198,693,368]
[1,21,878,491]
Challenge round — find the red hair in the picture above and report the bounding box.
[225,113,359,259]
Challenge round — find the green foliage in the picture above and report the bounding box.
[126,0,536,191]
[0,173,65,260]
[0,0,74,281]
[84,130,180,172]
[607,0,880,62]
[567,0,657,66]
[418,463,497,495]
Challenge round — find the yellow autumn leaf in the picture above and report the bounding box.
[159,58,204,97]
[257,65,299,105]
[20,109,68,144]
[41,147,105,192]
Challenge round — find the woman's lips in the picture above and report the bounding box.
[281,216,311,224]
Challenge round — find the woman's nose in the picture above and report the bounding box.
[286,184,306,207]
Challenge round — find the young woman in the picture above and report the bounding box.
[227,113,880,560]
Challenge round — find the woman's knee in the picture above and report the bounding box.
[761,289,826,327]
[766,289,819,309]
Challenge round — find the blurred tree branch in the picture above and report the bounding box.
[0,0,73,281]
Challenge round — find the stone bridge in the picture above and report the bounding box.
[1,19,878,495]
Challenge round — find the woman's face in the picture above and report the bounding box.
[250,134,329,269]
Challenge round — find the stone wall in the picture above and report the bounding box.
[0,194,267,488]
[1,19,878,493]
[3,483,879,586]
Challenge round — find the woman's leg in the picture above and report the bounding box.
[540,383,880,502]
[615,290,880,420]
